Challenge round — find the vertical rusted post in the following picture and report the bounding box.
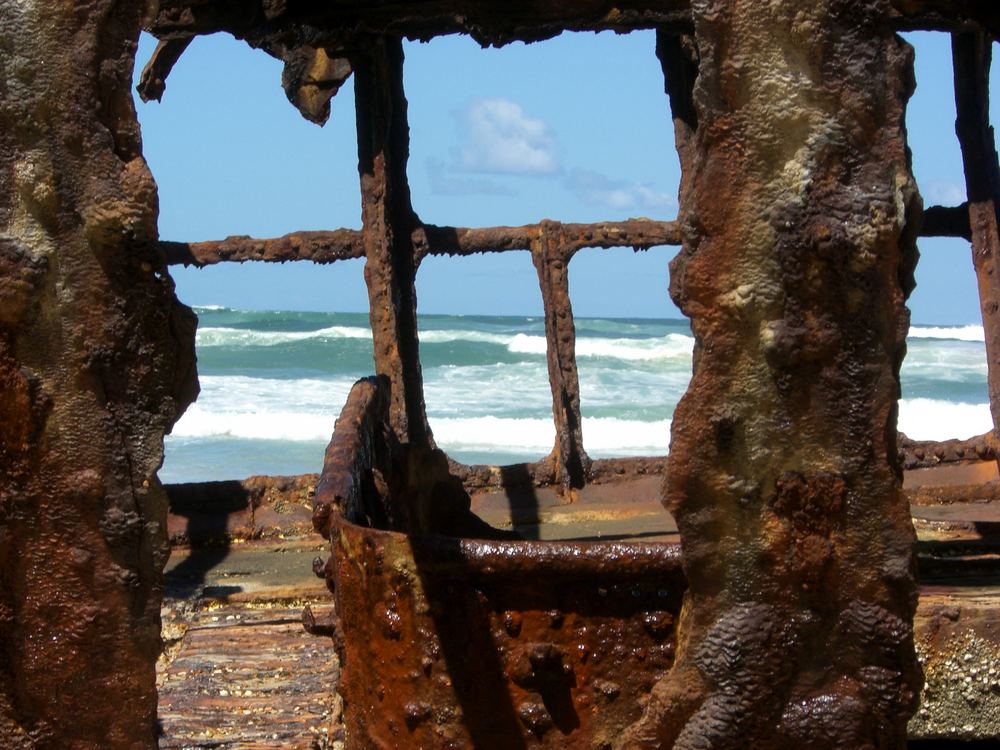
[658,30,701,369]
[531,222,590,492]
[953,30,1000,468]
[623,2,920,747]
[353,35,431,449]
[0,3,197,747]
[656,30,699,198]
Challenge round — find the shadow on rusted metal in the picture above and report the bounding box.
[314,378,686,749]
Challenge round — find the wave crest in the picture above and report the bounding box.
[909,325,984,342]
[507,332,694,361]
[897,398,991,440]
[196,325,373,347]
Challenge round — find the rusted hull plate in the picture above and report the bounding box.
[328,516,685,749]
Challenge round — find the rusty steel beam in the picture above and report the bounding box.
[921,202,972,240]
[899,429,997,468]
[530,222,591,492]
[954,31,1000,475]
[891,0,1000,35]
[353,35,432,449]
[159,229,365,266]
[419,218,682,259]
[158,209,959,268]
[146,0,1000,44]
[349,37,485,538]
[147,0,694,44]
[624,3,922,747]
[160,219,681,266]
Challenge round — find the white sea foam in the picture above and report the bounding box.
[165,310,995,482]
[507,332,694,361]
[909,325,985,342]
[170,404,340,441]
[171,374,989,451]
[420,330,514,346]
[169,375,356,440]
[196,322,697,363]
[196,325,373,346]
[580,417,671,454]
[169,371,671,454]
[431,416,670,456]
[424,363,553,417]
[897,398,992,441]
[428,416,555,451]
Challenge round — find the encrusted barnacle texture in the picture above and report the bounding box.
[0,3,197,748]
[623,1,921,747]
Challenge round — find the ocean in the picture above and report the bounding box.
[159,307,993,484]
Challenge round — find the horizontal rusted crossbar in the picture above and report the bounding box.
[158,219,682,267]
[159,209,972,267]
[147,0,999,43]
[921,203,972,240]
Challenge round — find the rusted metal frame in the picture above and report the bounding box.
[325,506,686,748]
[900,429,997,468]
[529,222,590,493]
[890,1,1000,36]
[312,375,391,538]
[954,30,1000,474]
[159,208,958,267]
[146,0,694,43]
[159,229,365,266]
[419,218,682,261]
[160,219,681,266]
[353,34,432,449]
[921,202,972,240]
[146,0,1000,42]
[135,30,353,126]
[373,528,686,580]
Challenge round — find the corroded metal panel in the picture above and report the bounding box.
[0,2,197,747]
[327,516,685,749]
[313,379,686,748]
[623,2,922,746]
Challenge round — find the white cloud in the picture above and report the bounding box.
[565,168,678,215]
[922,179,966,206]
[460,98,559,175]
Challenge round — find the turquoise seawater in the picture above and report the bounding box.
[159,308,991,483]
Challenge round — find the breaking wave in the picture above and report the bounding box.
[897,398,991,441]
[507,332,694,361]
[909,325,985,342]
[196,325,373,347]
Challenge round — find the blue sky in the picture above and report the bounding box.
[135,30,994,324]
